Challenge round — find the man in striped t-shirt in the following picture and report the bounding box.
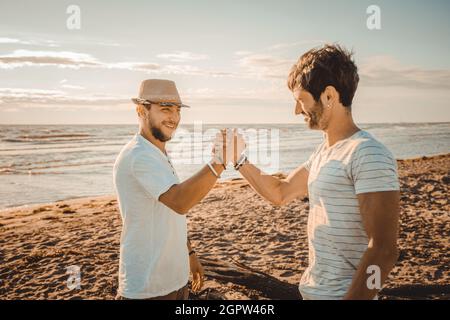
[233,44,400,300]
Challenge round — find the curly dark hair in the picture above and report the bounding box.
[287,44,359,108]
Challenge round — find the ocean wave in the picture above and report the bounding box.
[0,168,16,174]
[0,160,112,175]
[19,134,90,139]
[2,134,91,143]
[0,141,124,152]
[3,138,92,144]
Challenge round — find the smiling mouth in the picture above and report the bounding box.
[163,123,177,129]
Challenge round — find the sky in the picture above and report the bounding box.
[0,0,449,124]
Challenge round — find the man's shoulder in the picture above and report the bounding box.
[115,137,155,169]
[352,131,393,158]
[127,145,161,168]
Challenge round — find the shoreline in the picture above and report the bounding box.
[1,153,449,213]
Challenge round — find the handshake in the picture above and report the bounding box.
[211,129,247,170]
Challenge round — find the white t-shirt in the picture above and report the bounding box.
[299,130,400,300]
[113,133,189,299]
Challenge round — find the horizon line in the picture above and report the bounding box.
[0,121,449,126]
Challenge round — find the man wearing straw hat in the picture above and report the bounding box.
[113,79,228,300]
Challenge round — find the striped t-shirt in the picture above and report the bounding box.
[299,130,400,300]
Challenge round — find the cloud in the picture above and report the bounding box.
[0,85,288,111]
[0,50,100,69]
[0,35,126,48]
[359,56,450,90]
[0,49,233,78]
[108,62,162,71]
[234,50,450,89]
[0,88,128,107]
[0,50,163,71]
[157,51,209,62]
[108,61,233,77]
[7,49,447,91]
[237,54,292,79]
[0,37,59,47]
[61,84,85,90]
[0,37,32,45]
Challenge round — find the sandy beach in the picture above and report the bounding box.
[0,154,448,300]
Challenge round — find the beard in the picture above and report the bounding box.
[151,126,171,142]
[305,100,327,130]
[147,118,172,142]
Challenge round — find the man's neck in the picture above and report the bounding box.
[139,128,166,154]
[324,115,360,148]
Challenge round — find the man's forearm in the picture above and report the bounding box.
[161,163,224,214]
[344,246,398,300]
[238,162,283,205]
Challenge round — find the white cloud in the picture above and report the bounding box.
[0,50,100,69]
[61,84,85,90]
[0,49,233,78]
[237,54,292,79]
[108,62,161,71]
[359,56,450,90]
[234,50,450,89]
[156,51,209,62]
[0,88,128,107]
[0,37,32,45]
[0,37,60,47]
[4,49,447,92]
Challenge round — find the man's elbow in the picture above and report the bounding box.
[270,193,286,206]
[159,186,190,215]
[160,197,190,215]
[172,204,189,215]
[270,199,282,206]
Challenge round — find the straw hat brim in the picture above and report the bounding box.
[131,98,190,108]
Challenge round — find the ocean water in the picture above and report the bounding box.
[0,123,449,209]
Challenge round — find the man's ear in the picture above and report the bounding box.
[136,104,145,118]
[320,86,339,108]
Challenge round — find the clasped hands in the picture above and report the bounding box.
[211,128,247,169]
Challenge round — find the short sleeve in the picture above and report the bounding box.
[131,152,178,200]
[303,143,324,172]
[351,142,400,195]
